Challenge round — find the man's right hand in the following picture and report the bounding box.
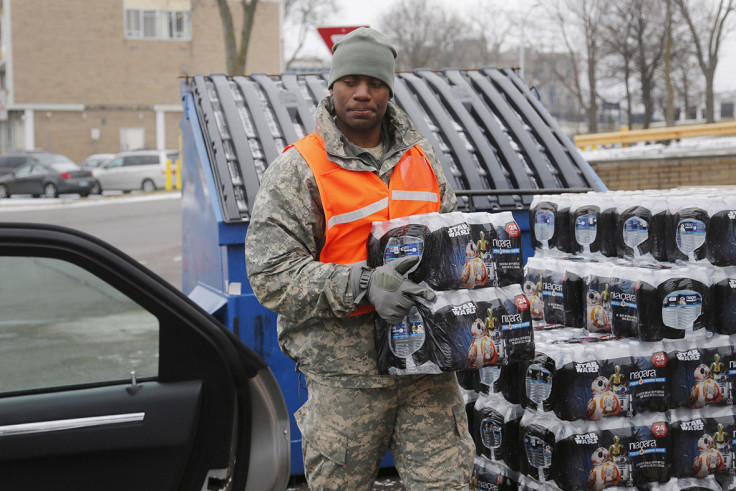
[365,256,436,324]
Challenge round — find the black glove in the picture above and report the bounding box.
[352,256,436,324]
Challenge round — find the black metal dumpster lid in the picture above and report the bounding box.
[184,68,602,223]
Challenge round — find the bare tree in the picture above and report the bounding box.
[544,0,608,133]
[215,0,259,75]
[674,0,735,122]
[600,0,637,128]
[628,0,668,128]
[283,0,338,69]
[379,0,512,70]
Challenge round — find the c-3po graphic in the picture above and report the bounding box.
[609,365,632,417]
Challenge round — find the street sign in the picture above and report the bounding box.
[317,26,369,53]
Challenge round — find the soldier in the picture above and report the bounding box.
[245,28,474,490]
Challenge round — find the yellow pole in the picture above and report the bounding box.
[165,158,173,190]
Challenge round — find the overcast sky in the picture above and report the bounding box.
[289,0,736,93]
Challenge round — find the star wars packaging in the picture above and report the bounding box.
[471,456,520,491]
[669,406,736,481]
[708,267,736,335]
[608,263,646,338]
[473,391,524,470]
[666,333,735,410]
[550,418,636,490]
[367,211,523,291]
[583,262,618,334]
[548,338,669,421]
[523,256,585,329]
[412,285,534,372]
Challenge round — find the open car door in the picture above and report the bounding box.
[0,223,289,491]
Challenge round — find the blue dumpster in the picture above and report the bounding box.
[178,68,605,475]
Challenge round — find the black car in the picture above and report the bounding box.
[0,151,77,177]
[0,161,101,198]
[0,222,290,490]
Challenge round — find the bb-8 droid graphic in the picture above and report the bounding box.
[460,241,488,289]
[587,447,621,490]
[693,433,725,478]
[689,364,723,408]
[467,318,497,368]
[586,376,622,421]
[586,286,610,331]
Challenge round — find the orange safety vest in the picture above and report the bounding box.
[291,132,441,315]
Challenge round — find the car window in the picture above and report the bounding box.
[35,154,75,164]
[30,164,48,175]
[104,157,124,168]
[0,256,159,393]
[13,164,33,176]
[142,155,159,165]
[49,162,81,172]
[123,156,142,166]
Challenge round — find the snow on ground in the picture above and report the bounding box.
[580,136,736,162]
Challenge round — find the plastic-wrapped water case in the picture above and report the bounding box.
[519,411,558,483]
[471,456,520,491]
[551,418,636,490]
[636,265,711,341]
[706,195,736,266]
[374,309,441,376]
[473,391,524,470]
[530,194,573,254]
[645,476,722,490]
[665,197,709,263]
[412,285,534,372]
[708,267,736,335]
[367,211,523,290]
[519,341,577,412]
[616,199,655,261]
[669,406,736,481]
[568,193,618,257]
[523,256,585,329]
[665,333,735,410]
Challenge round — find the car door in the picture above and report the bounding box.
[96,157,125,190]
[0,223,289,491]
[5,164,40,195]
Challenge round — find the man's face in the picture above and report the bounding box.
[330,75,390,146]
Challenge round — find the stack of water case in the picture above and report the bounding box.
[368,211,535,376]
[462,188,736,490]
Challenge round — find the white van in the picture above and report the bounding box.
[93,149,178,192]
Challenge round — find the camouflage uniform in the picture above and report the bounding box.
[245,96,474,490]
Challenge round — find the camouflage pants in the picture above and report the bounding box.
[295,372,474,491]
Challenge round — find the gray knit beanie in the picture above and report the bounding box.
[328,27,397,95]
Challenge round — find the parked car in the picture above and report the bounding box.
[0,222,290,490]
[0,151,77,177]
[93,149,178,192]
[0,161,101,198]
[79,153,115,170]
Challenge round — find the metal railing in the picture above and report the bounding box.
[574,120,736,149]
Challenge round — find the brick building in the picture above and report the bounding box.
[0,0,280,161]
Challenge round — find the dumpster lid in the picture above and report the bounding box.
[183,68,603,223]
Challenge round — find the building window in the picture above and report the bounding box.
[124,9,191,41]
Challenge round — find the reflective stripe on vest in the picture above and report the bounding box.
[291,132,441,316]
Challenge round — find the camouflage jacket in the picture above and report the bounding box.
[245,96,457,388]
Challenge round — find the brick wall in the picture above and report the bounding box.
[589,155,736,190]
[33,109,182,161]
[8,0,279,160]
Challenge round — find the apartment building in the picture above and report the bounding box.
[0,0,280,161]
